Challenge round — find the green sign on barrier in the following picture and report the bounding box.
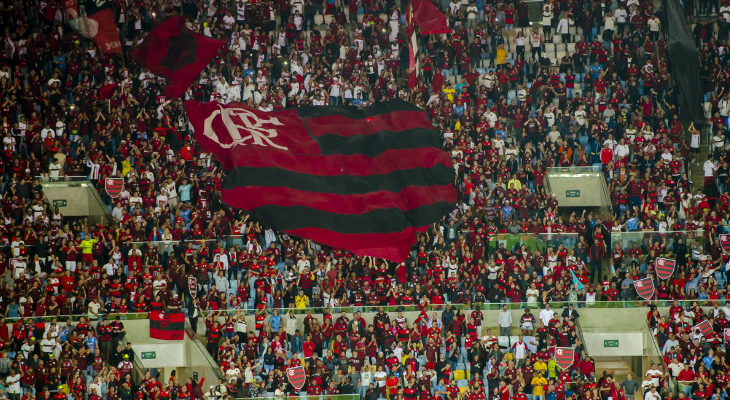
[141,351,156,359]
[53,199,67,207]
[566,190,580,198]
[604,339,619,347]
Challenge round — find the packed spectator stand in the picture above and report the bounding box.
[1,0,730,399]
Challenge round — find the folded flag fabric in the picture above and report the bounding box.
[63,0,121,53]
[411,0,452,34]
[186,99,456,262]
[130,16,227,97]
[149,311,185,340]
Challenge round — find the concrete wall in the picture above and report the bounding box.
[583,332,644,356]
[546,172,610,208]
[42,182,110,222]
[578,308,651,332]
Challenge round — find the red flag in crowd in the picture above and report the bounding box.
[721,235,730,253]
[410,0,452,34]
[554,347,575,369]
[724,328,730,345]
[149,311,185,340]
[130,16,227,97]
[634,278,655,300]
[654,257,676,280]
[406,7,419,88]
[287,366,307,390]
[65,0,121,53]
[694,319,713,337]
[186,99,456,262]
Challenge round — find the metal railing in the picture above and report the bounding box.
[236,396,359,400]
[5,300,729,322]
[547,166,603,173]
[35,175,91,182]
[646,324,677,396]
[610,230,705,254]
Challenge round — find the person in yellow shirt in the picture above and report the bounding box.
[80,233,99,264]
[496,44,507,66]
[531,371,548,400]
[294,289,309,309]
[508,176,523,191]
[534,359,548,375]
[443,85,456,103]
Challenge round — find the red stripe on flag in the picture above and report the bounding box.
[305,111,432,137]
[222,185,456,214]
[225,148,453,176]
[286,226,428,261]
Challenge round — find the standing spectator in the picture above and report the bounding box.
[498,304,512,336]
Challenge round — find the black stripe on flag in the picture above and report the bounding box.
[246,202,454,234]
[222,165,455,194]
[314,128,442,156]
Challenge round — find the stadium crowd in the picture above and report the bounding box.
[1,0,730,399]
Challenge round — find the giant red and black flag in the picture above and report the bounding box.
[64,0,121,53]
[187,100,456,262]
[130,16,227,97]
[149,311,185,340]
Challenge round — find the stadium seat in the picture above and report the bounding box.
[454,370,466,380]
[315,15,324,25]
[509,335,521,347]
[498,336,510,349]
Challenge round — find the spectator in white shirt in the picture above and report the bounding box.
[539,304,555,326]
[498,304,512,336]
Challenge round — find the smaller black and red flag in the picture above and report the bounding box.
[655,257,676,280]
[694,319,713,337]
[721,235,730,253]
[66,0,121,53]
[150,311,185,340]
[130,16,227,98]
[105,178,124,198]
[188,276,198,298]
[634,278,655,300]
[554,347,575,369]
[287,366,306,390]
[724,328,730,345]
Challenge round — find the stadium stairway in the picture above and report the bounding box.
[688,129,712,192]
[593,357,635,383]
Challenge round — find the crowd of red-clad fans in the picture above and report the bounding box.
[2,0,730,398]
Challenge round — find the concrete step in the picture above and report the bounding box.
[594,357,634,383]
[689,146,711,192]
